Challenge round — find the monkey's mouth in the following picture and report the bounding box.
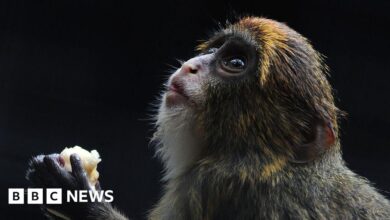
[169,81,186,95]
[165,81,189,106]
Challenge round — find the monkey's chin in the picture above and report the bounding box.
[165,90,188,107]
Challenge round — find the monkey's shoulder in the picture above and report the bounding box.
[151,161,390,220]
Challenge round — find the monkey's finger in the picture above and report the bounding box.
[45,153,65,167]
[44,155,77,189]
[70,154,91,190]
[30,155,59,187]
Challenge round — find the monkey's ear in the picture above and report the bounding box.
[290,122,335,163]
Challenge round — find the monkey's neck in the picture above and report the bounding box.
[185,141,344,185]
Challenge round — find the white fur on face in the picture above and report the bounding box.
[153,94,203,181]
[153,55,214,180]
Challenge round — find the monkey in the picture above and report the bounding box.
[26,16,390,220]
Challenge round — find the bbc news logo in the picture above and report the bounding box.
[8,188,114,204]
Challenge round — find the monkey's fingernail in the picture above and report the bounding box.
[57,156,65,167]
[70,153,81,161]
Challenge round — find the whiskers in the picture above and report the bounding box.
[163,59,185,75]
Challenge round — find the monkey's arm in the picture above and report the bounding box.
[26,154,128,220]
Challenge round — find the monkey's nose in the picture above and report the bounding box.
[181,63,199,74]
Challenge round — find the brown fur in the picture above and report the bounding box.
[148,17,390,220]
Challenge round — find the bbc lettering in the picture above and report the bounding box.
[8,189,24,204]
[47,189,62,204]
[9,188,62,204]
[8,188,114,204]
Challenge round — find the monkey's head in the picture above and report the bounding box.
[155,17,341,178]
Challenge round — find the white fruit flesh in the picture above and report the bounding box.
[60,146,101,187]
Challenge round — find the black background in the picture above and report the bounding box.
[1,0,390,219]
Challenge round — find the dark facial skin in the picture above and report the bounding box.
[205,35,259,79]
[164,35,259,110]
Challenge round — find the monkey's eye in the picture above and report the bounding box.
[221,57,246,73]
[205,48,218,54]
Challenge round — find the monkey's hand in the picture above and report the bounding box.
[26,154,128,220]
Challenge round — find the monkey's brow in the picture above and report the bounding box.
[223,28,259,48]
[206,31,258,51]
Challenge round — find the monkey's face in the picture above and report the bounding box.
[160,17,338,163]
[164,35,258,109]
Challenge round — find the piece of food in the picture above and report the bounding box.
[60,146,101,187]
